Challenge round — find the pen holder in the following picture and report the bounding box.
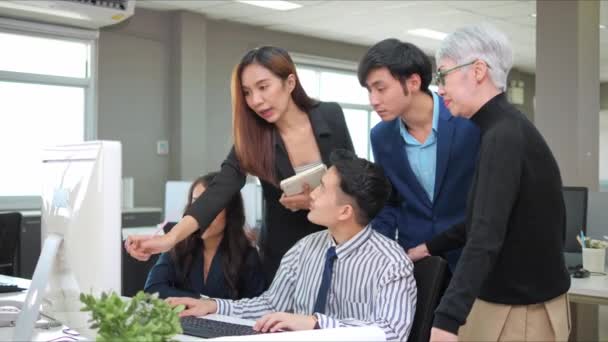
[582,247,606,273]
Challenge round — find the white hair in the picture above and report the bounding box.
[435,23,513,91]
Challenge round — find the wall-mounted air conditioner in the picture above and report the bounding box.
[0,0,136,29]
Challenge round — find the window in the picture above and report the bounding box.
[296,63,376,159]
[0,20,97,209]
[295,55,439,161]
[601,110,608,192]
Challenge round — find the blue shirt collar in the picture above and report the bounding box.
[399,91,440,144]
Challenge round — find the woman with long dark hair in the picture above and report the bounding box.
[128,46,354,283]
[144,172,265,299]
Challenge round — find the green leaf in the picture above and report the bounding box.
[173,304,185,314]
[80,290,183,342]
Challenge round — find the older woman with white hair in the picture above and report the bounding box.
[408,24,570,342]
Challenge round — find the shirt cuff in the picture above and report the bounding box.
[314,313,338,329]
[432,312,461,335]
[214,298,232,316]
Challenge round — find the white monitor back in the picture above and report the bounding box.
[41,141,122,295]
[13,141,121,341]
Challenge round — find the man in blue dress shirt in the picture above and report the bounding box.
[167,150,416,341]
[357,39,480,270]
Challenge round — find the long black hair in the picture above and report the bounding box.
[232,46,317,185]
[169,172,250,299]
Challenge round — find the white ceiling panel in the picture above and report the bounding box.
[135,0,608,80]
[445,0,532,11]
[450,1,535,19]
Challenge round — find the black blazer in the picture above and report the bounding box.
[186,102,354,282]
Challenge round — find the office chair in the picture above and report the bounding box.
[0,212,22,276]
[407,256,450,342]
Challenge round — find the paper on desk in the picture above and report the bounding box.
[210,326,385,341]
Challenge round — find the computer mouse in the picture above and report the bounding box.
[573,268,590,278]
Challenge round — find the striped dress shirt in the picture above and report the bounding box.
[215,226,417,341]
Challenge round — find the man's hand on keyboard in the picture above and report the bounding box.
[166,297,217,317]
[253,312,316,333]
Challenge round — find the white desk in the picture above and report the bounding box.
[567,272,608,342]
[174,315,255,341]
[0,275,84,341]
[569,272,608,305]
[1,275,385,341]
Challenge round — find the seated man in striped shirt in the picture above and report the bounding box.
[167,149,417,341]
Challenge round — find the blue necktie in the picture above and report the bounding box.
[313,246,337,314]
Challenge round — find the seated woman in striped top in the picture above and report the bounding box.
[144,172,266,300]
[166,150,417,341]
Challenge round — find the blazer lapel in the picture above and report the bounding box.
[389,119,432,208]
[273,104,332,180]
[434,103,455,201]
[308,104,333,166]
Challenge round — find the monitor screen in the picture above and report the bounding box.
[562,187,588,253]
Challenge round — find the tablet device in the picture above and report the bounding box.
[280,164,327,196]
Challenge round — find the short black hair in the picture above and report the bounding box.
[330,149,391,226]
[357,38,432,91]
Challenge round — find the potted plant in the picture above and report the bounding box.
[80,291,184,341]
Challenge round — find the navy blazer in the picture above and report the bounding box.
[370,95,480,269]
[144,246,266,299]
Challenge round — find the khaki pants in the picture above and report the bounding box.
[458,294,570,341]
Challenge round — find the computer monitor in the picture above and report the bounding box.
[164,176,263,229]
[13,141,122,341]
[562,186,588,253]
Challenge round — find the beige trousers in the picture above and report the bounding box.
[458,294,570,341]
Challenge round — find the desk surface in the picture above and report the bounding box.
[0,275,250,342]
[568,271,608,305]
[0,275,386,341]
[570,274,608,297]
[2,270,606,341]
[0,275,78,341]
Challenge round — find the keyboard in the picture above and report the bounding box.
[0,282,26,293]
[180,316,261,339]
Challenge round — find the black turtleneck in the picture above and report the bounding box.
[427,93,571,334]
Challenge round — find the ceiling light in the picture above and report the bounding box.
[530,13,537,18]
[236,0,302,11]
[600,24,607,29]
[406,28,448,41]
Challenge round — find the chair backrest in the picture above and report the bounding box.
[407,256,450,342]
[0,212,22,276]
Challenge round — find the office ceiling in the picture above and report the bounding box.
[137,0,608,80]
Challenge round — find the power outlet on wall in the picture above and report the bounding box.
[157,140,169,155]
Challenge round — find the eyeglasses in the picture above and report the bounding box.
[433,60,491,86]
